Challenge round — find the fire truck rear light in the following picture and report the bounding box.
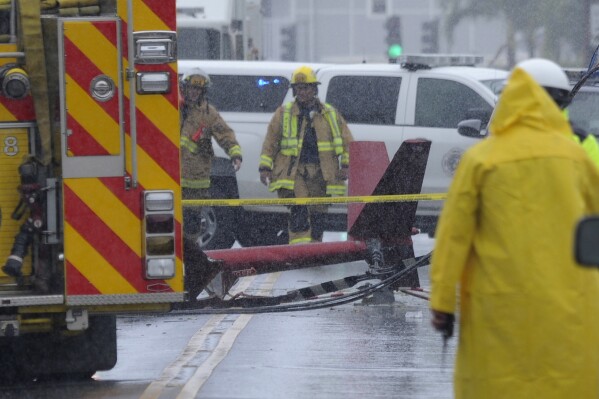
[146,258,175,278]
[146,236,175,256]
[146,214,174,234]
[143,190,176,279]
[133,31,177,64]
[145,191,174,211]
[136,72,171,94]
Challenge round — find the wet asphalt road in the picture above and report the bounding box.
[0,234,456,399]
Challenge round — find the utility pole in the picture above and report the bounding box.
[584,0,592,60]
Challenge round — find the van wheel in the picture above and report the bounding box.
[236,213,289,247]
[183,187,237,250]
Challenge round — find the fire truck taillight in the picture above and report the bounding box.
[145,191,174,211]
[133,31,177,64]
[0,64,30,99]
[143,191,176,279]
[136,72,171,94]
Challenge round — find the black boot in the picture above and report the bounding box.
[2,255,22,278]
[310,212,325,242]
[2,256,24,287]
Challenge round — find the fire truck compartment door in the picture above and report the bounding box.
[60,18,124,178]
[0,125,34,277]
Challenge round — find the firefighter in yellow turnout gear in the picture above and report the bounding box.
[566,109,599,168]
[180,68,242,248]
[180,68,242,195]
[259,66,353,244]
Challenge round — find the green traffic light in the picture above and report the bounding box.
[388,44,403,58]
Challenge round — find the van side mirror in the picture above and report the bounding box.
[465,107,493,124]
[457,119,487,138]
[575,216,599,267]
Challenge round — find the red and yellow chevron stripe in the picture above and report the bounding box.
[63,0,182,300]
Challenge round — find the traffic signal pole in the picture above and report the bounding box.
[385,15,403,62]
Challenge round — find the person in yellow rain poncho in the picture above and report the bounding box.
[430,58,599,399]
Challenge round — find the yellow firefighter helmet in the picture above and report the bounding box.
[290,66,320,86]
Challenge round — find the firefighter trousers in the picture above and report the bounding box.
[278,163,328,244]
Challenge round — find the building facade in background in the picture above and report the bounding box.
[260,0,509,68]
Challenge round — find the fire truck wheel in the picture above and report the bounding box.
[236,212,289,247]
[4,315,117,380]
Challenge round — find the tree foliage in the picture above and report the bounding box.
[439,0,591,67]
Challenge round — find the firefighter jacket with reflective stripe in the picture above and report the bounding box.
[181,100,242,189]
[260,100,353,195]
[571,123,599,169]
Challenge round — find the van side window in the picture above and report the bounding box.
[207,75,290,113]
[325,76,400,125]
[415,78,492,128]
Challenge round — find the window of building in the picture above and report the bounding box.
[326,75,401,125]
[415,78,492,128]
[369,0,388,15]
[207,75,290,113]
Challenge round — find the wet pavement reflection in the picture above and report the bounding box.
[194,234,456,399]
[1,234,455,399]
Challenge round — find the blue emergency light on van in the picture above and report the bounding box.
[257,78,282,87]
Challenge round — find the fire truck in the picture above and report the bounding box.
[0,0,182,378]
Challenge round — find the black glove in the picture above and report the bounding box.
[431,310,455,339]
[336,166,348,181]
[259,168,272,186]
[231,156,242,172]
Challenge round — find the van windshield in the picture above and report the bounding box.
[480,79,505,96]
[569,89,599,137]
[207,75,290,113]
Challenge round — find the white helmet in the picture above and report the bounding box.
[515,58,570,91]
[515,58,570,107]
[181,67,212,89]
[180,68,211,103]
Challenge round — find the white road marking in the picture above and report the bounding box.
[141,272,280,399]
[139,314,227,399]
[177,272,280,399]
[176,313,253,399]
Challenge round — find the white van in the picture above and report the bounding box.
[179,57,508,249]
